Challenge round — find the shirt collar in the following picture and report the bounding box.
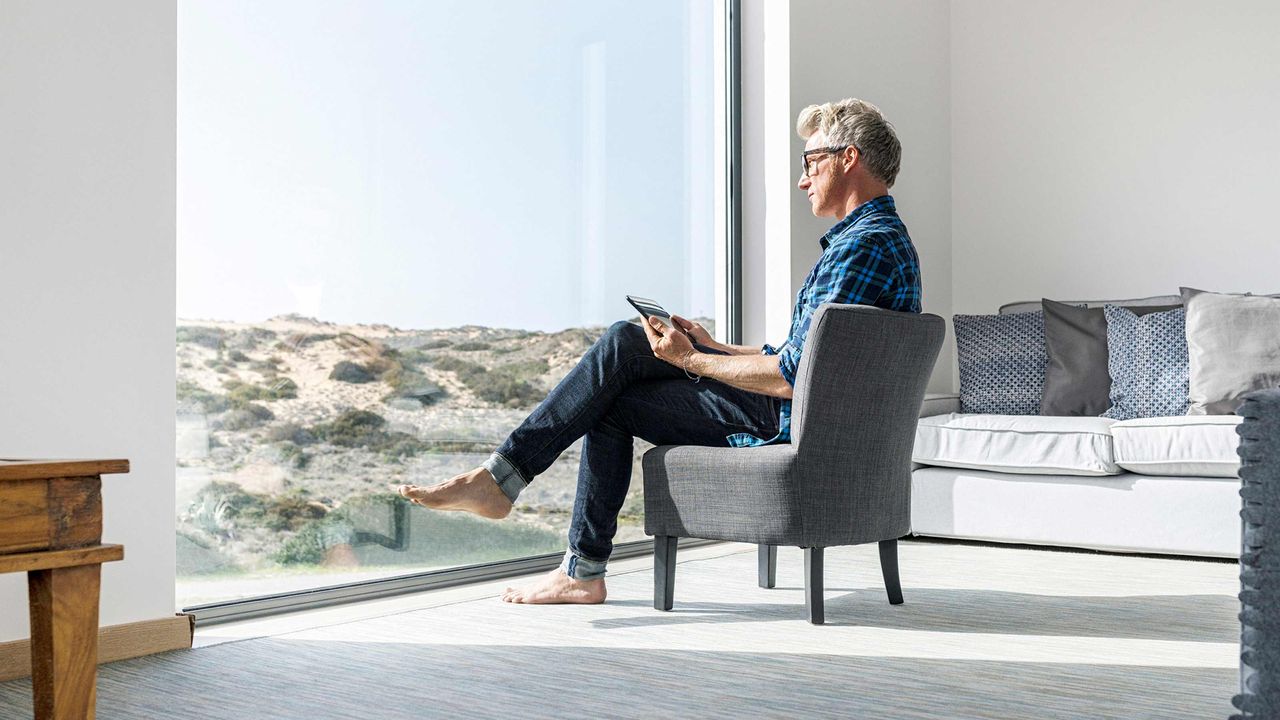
[819,195,895,250]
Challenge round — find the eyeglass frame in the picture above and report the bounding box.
[800,145,851,177]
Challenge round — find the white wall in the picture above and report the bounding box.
[952,0,1280,314]
[790,0,952,391]
[741,0,953,390]
[0,1,176,642]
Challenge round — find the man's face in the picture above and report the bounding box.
[797,134,849,218]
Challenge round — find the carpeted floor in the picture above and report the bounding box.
[0,541,1239,719]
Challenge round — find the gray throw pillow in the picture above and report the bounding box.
[954,311,1045,415]
[1041,299,1180,416]
[1182,287,1280,415]
[1101,305,1190,421]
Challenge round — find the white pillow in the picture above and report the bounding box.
[1182,287,1280,415]
[914,413,1120,476]
[1110,415,1243,477]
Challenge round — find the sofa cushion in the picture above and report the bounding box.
[953,311,1046,415]
[1110,415,1244,478]
[914,413,1120,476]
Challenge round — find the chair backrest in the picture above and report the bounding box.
[790,303,944,451]
[787,304,944,543]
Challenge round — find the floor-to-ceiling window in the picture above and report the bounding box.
[177,0,733,611]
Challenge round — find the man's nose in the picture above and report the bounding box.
[797,172,809,190]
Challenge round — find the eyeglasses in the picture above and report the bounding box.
[800,146,849,177]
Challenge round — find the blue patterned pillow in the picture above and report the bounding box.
[1102,305,1190,420]
[954,311,1046,414]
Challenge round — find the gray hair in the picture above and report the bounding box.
[796,98,901,187]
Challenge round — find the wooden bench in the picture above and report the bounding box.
[0,459,128,720]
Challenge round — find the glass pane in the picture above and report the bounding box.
[177,0,721,607]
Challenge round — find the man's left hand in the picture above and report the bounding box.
[641,315,696,369]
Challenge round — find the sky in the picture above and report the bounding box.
[177,0,718,332]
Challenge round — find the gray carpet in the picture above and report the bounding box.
[0,541,1240,719]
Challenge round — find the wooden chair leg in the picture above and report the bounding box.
[879,539,904,605]
[653,535,677,611]
[28,564,102,720]
[804,547,824,625]
[757,544,776,589]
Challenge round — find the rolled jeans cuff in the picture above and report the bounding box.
[559,549,608,581]
[482,451,528,504]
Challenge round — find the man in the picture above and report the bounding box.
[398,98,921,604]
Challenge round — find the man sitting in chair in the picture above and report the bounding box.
[398,98,922,604]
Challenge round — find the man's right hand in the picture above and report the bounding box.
[671,315,719,349]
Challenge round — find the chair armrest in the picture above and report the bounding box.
[920,393,960,418]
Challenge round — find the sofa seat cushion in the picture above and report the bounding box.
[1110,415,1243,477]
[914,413,1120,476]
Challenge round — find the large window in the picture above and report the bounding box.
[177,0,732,610]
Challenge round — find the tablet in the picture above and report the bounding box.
[626,295,678,331]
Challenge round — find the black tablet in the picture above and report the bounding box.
[626,295,678,331]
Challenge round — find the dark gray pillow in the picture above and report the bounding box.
[1041,299,1181,416]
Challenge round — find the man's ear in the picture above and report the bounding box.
[842,145,859,172]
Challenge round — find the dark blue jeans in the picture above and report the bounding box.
[484,320,781,579]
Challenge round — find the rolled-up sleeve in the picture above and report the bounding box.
[776,341,801,386]
[762,340,801,387]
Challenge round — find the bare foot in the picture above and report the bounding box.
[500,568,607,604]
[396,467,512,520]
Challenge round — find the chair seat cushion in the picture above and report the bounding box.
[913,413,1120,476]
[1110,415,1243,477]
[642,444,803,544]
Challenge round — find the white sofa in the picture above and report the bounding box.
[908,304,1243,559]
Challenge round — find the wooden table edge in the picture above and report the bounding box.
[0,545,124,574]
[0,459,130,481]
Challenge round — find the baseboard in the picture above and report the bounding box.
[0,614,193,682]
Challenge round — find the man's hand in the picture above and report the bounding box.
[670,314,718,349]
[641,315,696,369]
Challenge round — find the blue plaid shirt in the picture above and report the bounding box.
[727,195,922,447]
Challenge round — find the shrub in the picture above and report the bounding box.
[310,409,430,457]
[330,361,375,384]
[177,380,230,413]
[495,359,548,382]
[417,339,453,350]
[228,327,277,350]
[227,350,250,363]
[261,491,327,532]
[430,356,485,381]
[453,341,491,352]
[267,377,299,398]
[473,375,544,407]
[311,410,387,447]
[189,481,265,527]
[427,356,544,408]
[223,377,298,405]
[221,403,273,431]
[177,326,225,350]
[395,348,430,366]
[264,423,317,446]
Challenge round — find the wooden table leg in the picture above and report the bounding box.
[28,563,102,720]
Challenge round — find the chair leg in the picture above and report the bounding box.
[758,544,776,589]
[879,539,904,605]
[654,535,677,611]
[804,547,824,625]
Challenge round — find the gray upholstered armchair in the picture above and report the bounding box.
[642,303,945,624]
